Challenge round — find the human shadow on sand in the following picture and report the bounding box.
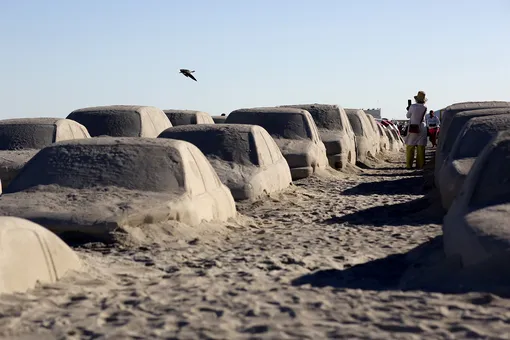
[342,176,426,196]
[322,196,442,227]
[291,236,510,297]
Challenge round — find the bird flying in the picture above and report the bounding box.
[179,69,197,82]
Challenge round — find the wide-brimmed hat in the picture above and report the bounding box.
[414,91,427,103]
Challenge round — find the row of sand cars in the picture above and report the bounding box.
[433,101,510,282]
[0,104,403,294]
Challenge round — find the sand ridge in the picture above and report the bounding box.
[1,152,510,339]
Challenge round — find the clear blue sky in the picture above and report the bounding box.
[1,0,509,120]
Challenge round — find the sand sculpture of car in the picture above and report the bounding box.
[435,102,510,170]
[0,216,82,294]
[364,113,382,154]
[438,101,510,142]
[439,114,510,210]
[158,124,293,200]
[0,137,237,243]
[390,125,405,147]
[376,123,390,152]
[434,108,510,189]
[443,130,510,270]
[0,118,90,189]
[224,107,329,180]
[384,127,399,152]
[67,105,172,138]
[375,121,398,152]
[379,119,402,137]
[279,104,356,169]
[345,109,378,164]
[163,109,215,126]
[212,114,227,124]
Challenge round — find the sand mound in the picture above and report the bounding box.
[0,216,82,294]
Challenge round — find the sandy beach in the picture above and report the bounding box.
[1,149,510,340]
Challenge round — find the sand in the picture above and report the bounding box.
[1,150,510,339]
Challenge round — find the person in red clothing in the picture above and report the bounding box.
[425,110,440,147]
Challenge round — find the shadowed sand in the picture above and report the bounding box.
[1,150,510,339]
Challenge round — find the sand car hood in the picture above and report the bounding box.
[207,158,261,199]
[317,130,349,155]
[0,185,191,242]
[274,138,318,168]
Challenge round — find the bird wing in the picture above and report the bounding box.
[188,73,197,81]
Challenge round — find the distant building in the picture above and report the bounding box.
[363,108,381,119]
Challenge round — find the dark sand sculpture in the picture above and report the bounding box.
[434,108,510,189]
[0,118,90,189]
[279,104,356,169]
[225,107,329,180]
[163,110,215,126]
[67,105,172,138]
[364,113,382,154]
[345,109,379,164]
[159,124,292,200]
[443,131,510,273]
[439,113,510,210]
[0,137,236,243]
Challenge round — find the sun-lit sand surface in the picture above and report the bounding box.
[1,151,510,339]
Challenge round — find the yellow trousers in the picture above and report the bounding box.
[406,145,425,169]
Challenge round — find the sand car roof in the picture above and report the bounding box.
[67,105,171,137]
[159,124,284,167]
[226,107,319,141]
[163,110,214,126]
[346,109,372,137]
[280,104,350,132]
[4,137,212,194]
[451,114,510,160]
[0,118,90,150]
[440,108,510,156]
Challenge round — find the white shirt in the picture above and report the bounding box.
[426,115,440,127]
[405,103,428,146]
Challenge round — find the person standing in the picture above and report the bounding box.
[405,91,428,169]
[426,110,440,147]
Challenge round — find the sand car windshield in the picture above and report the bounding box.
[231,112,311,140]
[0,124,55,150]
[310,109,344,130]
[348,116,364,136]
[169,129,259,166]
[7,143,186,193]
[67,110,142,137]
